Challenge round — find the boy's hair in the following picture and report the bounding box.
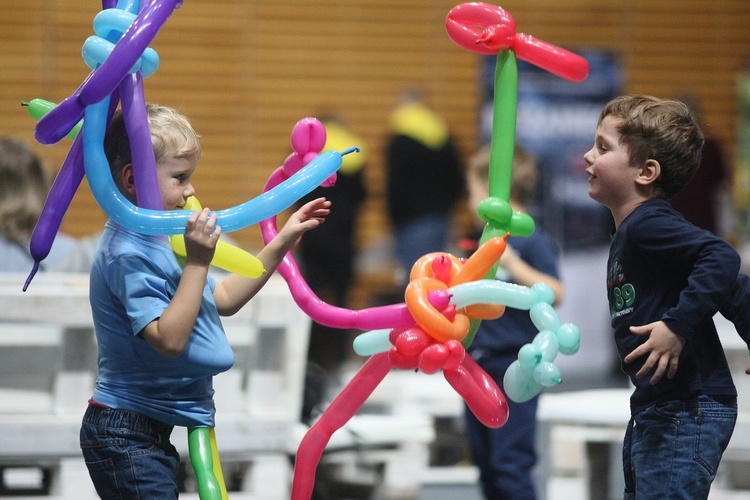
[0,137,51,240]
[599,95,704,199]
[104,103,202,173]
[467,143,538,204]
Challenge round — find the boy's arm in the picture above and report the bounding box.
[500,245,564,304]
[141,209,218,358]
[213,197,330,316]
[625,321,686,384]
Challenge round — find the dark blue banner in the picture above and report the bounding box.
[481,50,623,249]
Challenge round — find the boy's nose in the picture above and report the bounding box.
[583,147,594,165]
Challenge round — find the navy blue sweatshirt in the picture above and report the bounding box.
[607,198,738,414]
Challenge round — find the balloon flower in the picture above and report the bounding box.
[445,2,589,346]
[258,117,579,499]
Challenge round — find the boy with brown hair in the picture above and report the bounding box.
[584,94,742,499]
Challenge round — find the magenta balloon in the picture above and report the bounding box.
[260,167,450,329]
[290,117,327,155]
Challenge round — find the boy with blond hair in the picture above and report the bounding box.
[80,103,330,498]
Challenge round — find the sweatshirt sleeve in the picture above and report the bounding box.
[629,206,740,341]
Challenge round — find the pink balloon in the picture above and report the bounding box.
[292,354,392,499]
[418,343,449,374]
[445,2,515,55]
[395,328,433,358]
[260,165,451,330]
[444,355,508,428]
[445,2,589,82]
[290,117,327,155]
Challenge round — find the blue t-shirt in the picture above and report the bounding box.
[90,221,234,427]
[468,231,561,354]
[608,198,737,413]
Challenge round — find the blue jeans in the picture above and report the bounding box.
[623,394,737,500]
[80,404,180,499]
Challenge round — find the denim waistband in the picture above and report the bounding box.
[83,403,174,438]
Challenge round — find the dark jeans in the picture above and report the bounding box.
[464,351,538,500]
[80,404,180,499]
[623,394,737,500]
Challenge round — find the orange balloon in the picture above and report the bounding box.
[405,277,470,343]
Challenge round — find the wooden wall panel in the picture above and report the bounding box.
[2,0,749,261]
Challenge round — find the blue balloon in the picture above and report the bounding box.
[449,280,539,310]
[503,360,543,403]
[352,329,393,356]
[82,95,344,235]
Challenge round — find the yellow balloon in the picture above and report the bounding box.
[170,197,266,278]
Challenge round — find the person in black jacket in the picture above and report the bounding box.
[584,95,746,499]
[385,89,464,286]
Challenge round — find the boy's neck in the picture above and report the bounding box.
[611,195,652,229]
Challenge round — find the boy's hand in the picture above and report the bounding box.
[625,321,686,385]
[276,197,331,253]
[184,207,220,267]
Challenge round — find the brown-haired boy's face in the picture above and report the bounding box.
[583,116,637,210]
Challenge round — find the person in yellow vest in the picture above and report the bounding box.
[385,89,465,287]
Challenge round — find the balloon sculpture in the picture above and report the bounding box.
[23,1,588,498]
[258,4,590,498]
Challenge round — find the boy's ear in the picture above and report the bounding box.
[635,159,660,187]
[121,163,136,195]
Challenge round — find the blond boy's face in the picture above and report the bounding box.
[583,116,638,210]
[156,156,197,210]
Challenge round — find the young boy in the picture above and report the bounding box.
[584,94,739,499]
[462,144,563,500]
[79,103,330,498]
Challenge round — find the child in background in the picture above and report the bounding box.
[462,144,563,500]
[584,94,739,499]
[0,137,89,272]
[80,103,330,498]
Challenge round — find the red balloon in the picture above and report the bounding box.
[395,327,434,358]
[445,2,589,82]
[445,2,515,55]
[444,355,508,428]
[418,343,449,374]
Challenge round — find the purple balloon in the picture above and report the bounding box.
[24,135,85,290]
[35,0,179,145]
[120,72,162,210]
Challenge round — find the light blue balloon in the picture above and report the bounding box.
[529,302,561,332]
[556,323,581,355]
[503,360,543,403]
[531,282,555,305]
[533,361,562,387]
[82,96,344,235]
[449,280,538,310]
[532,330,559,362]
[352,329,392,356]
[517,343,541,372]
